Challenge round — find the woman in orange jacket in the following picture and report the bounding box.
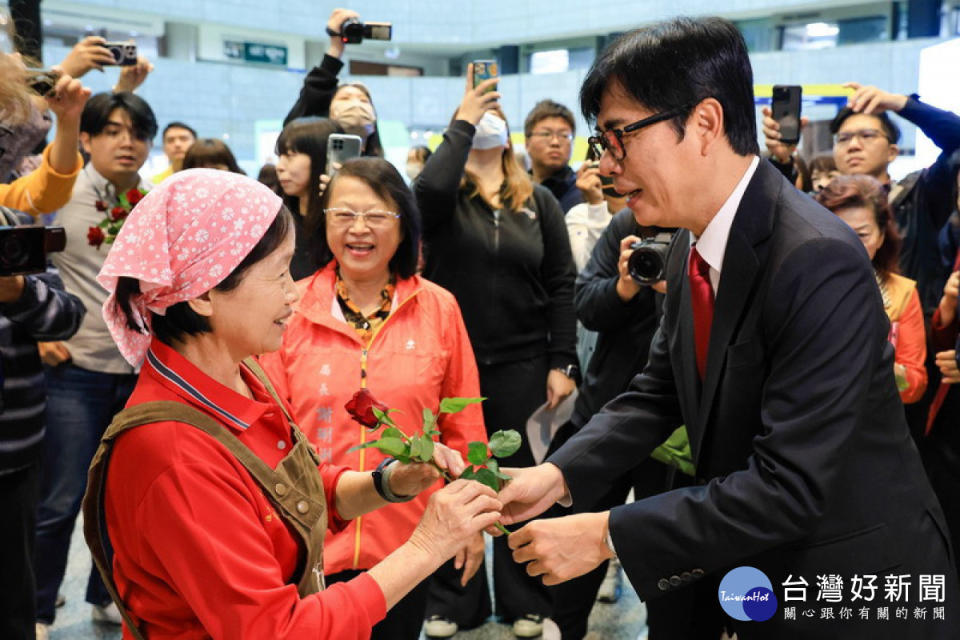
[260,157,487,640]
[816,174,927,403]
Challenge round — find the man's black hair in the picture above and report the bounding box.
[580,16,759,156]
[829,108,901,144]
[163,121,198,140]
[80,92,158,141]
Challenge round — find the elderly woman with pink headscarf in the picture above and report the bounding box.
[79,169,502,639]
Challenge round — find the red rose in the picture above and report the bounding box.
[95,200,108,212]
[87,226,105,248]
[125,188,144,205]
[344,388,390,429]
[110,206,127,221]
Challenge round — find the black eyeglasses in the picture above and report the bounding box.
[588,104,693,161]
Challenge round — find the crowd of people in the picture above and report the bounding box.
[1,7,959,640]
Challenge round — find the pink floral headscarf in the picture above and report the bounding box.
[98,169,283,366]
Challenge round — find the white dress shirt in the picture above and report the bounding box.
[690,156,760,295]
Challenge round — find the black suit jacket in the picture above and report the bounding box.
[549,160,957,638]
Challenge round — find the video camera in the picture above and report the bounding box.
[0,226,66,276]
[326,18,392,44]
[628,229,677,285]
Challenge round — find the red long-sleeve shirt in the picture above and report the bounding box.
[103,338,386,639]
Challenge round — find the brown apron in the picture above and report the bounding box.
[81,358,328,640]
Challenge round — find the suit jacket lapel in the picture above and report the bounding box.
[692,161,780,462]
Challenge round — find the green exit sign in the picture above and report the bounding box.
[224,40,288,66]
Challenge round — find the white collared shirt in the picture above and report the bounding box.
[690,155,760,295]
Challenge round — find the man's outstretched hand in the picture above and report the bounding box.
[496,463,568,526]
[508,512,614,585]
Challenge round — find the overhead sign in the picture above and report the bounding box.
[223,40,287,66]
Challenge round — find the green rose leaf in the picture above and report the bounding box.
[460,466,477,480]
[422,407,438,436]
[488,429,521,458]
[439,397,485,415]
[416,434,435,463]
[485,458,512,480]
[375,437,407,457]
[409,436,423,460]
[347,441,381,452]
[474,468,500,492]
[467,441,489,466]
[395,453,411,464]
[382,427,405,441]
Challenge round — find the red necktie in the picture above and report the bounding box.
[689,246,715,380]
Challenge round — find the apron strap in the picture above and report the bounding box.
[244,357,321,466]
[81,400,309,639]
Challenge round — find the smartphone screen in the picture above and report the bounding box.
[472,60,499,93]
[772,85,802,145]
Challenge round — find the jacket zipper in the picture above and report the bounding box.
[351,289,422,569]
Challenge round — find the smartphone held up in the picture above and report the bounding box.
[326,134,363,176]
[472,60,499,93]
[772,85,802,145]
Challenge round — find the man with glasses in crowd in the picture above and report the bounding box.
[496,16,957,638]
[524,100,583,213]
[765,83,960,316]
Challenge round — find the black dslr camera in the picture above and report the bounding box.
[628,229,676,285]
[0,226,66,276]
[326,18,392,44]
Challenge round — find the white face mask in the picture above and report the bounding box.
[331,99,376,138]
[405,162,423,180]
[472,113,508,150]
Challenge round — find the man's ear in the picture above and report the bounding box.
[186,291,214,318]
[691,98,724,156]
[80,132,92,155]
[887,143,900,164]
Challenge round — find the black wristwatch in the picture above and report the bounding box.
[372,458,415,503]
[553,364,580,381]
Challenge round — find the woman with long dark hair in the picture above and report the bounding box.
[274,117,343,279]
[283,8,383,158]
[415,68,578,638]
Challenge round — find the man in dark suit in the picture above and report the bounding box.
[499,17,958,638]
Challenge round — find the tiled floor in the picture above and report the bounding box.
[48,518,648,639]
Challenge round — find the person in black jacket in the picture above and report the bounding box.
[283,8,384,158]
[0,208,85,640]
[416,70,578,639]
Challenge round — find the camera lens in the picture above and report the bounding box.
[628,241,666,283]
[0,234,28,268]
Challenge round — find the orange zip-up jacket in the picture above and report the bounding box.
[0,144,83,215]
[260,263,487,575]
